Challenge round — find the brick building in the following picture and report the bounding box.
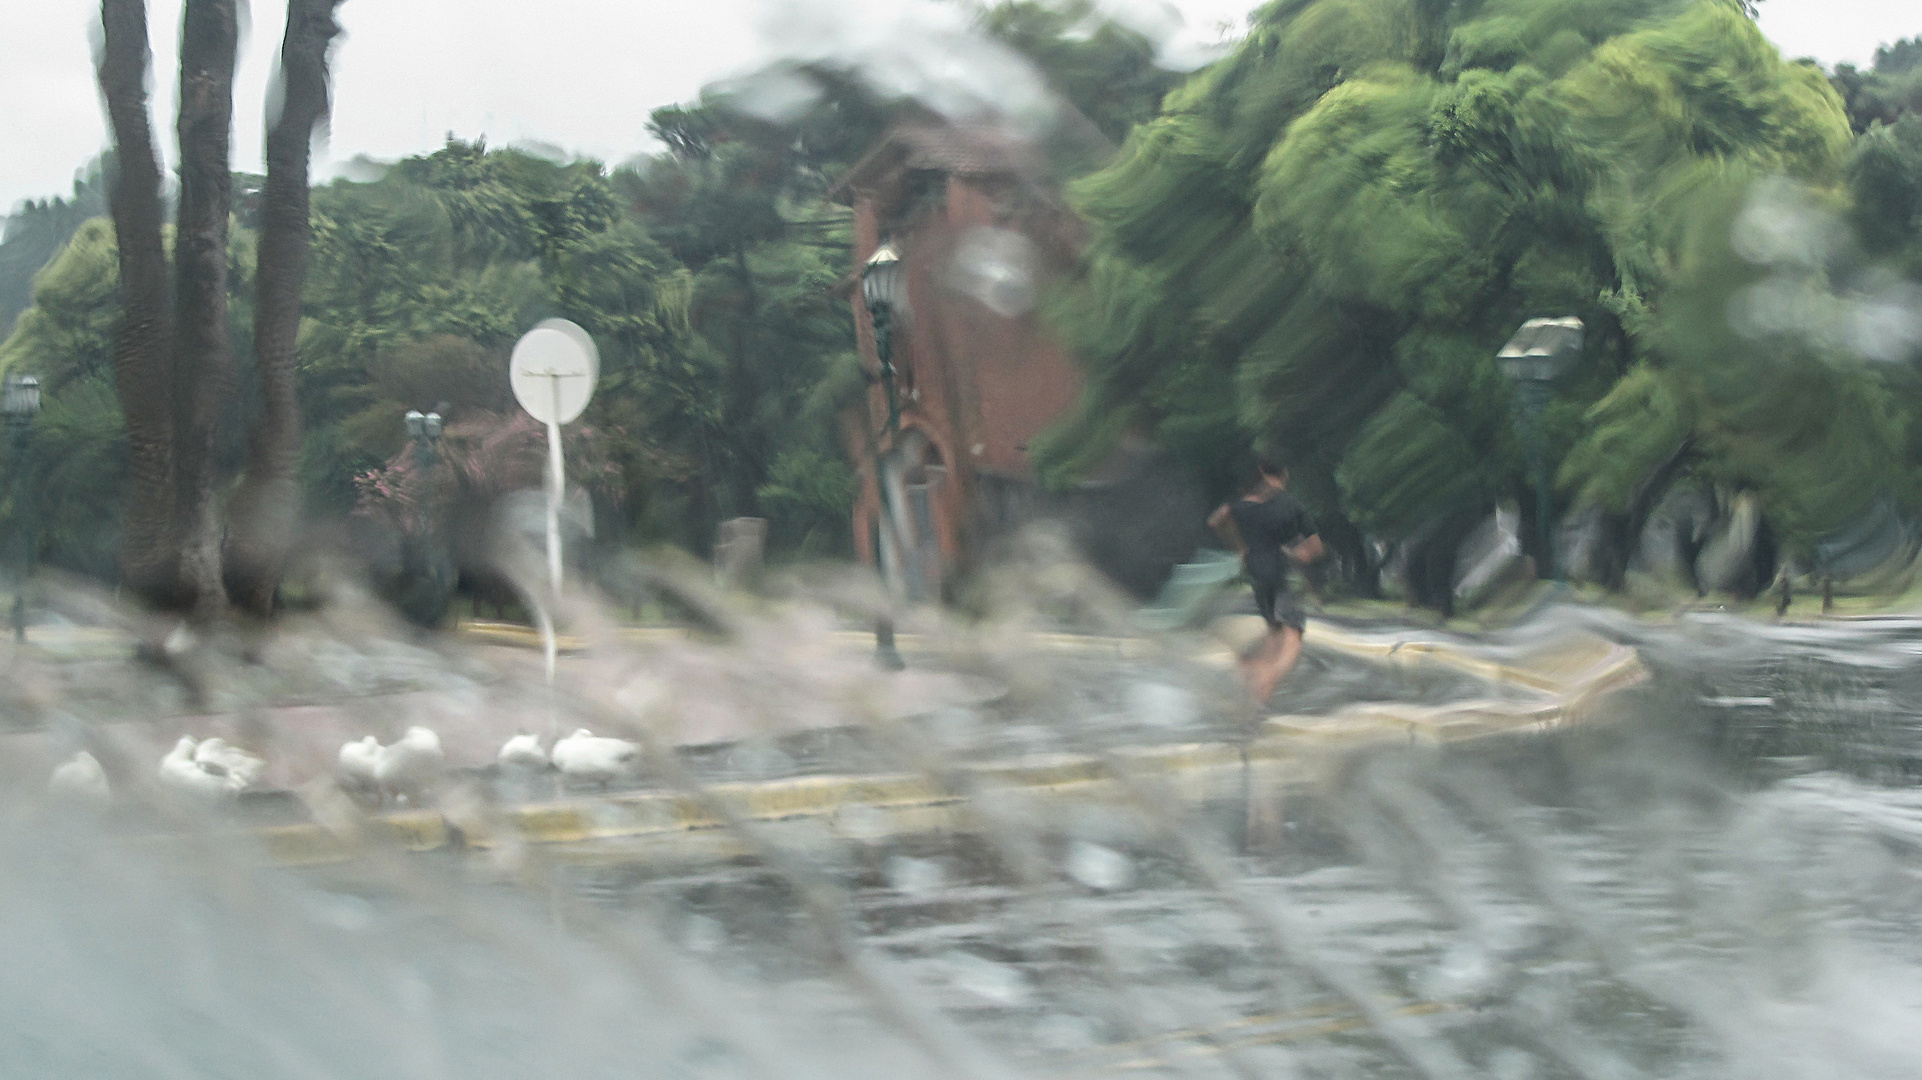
[832,122,1206,601]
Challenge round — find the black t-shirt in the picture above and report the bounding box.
[1230,491,1315,584]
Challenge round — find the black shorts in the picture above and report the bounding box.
[1252,579,1305,632]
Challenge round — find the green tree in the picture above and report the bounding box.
[0,158,110,335]
[0,220,129,580]
[0,216,263,585]
[1847,114,1922,272]
[1039,0,1861,604]
[616,99,864,554]
[1830,37,1922,133]
[296,141,596,513]
[297,139,714,556]
[977,0,1184,166]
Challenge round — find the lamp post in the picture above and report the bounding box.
[404,408,448,616]
[862,241,907,670]
[404,408,444,471]
[1496,317,1583,582]
[4,374,41,642]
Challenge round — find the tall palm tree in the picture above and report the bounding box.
[97,0,181,608]
[97,0,343,616]
[226,0,345,615]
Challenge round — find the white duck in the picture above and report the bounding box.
[193,737,265,790]
[375,726,445,803]
[158,736,244,801]
[497,732,549,769]
[48,751,111,809]
[551,728,640,789]
[338,735,382,794]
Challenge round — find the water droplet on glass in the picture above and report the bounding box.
[301,889,374,931]
[709,66,825,125]
[682,914,725,954]
[885,855,946,897]
[1125,680,1199,727]
[835,803,889,842]
[1421,942,1498,1000]
[729,740,794,777]
[1489,1046,1537,1080]
[1066,841,1134,891]
[1033,1013,1095,1051]
[927,706,980,748]
[949,227,1037,317]
[945,951,1031,1006]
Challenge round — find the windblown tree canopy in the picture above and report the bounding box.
[294,138,700,529]
[0,0,1208,620]
[1035,0,1917,600]
[0,219,138,580]
[975,0,1186,154]
[1830,36,1922,133]
[27,0,1912,618]
[617,100,867,555]
[0,159,110,335]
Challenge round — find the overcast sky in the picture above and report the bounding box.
[1,0,1916,213]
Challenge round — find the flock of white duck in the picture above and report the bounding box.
[44,726,643,811]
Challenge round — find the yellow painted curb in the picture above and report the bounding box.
[461,621,1158,659]
[1204,615,1641,698]
[458,621,698,652]
[460,613,1584,697]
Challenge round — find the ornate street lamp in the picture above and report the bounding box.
[3,375,40,419]
[1497,317,1583,581]
[5,374,42,641]
[863,241,905,431]
[404,408,449,618]
[862,241,908,670]
[404,408,444,467]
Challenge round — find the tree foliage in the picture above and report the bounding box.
[0,159,110,335]
[1830,37,1922,134]
[977,0,1184,148]
[1039,0,1914,596]
[26,0,1904,612]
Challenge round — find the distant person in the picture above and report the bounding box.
[1208,458,1324,704]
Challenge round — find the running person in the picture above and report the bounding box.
[1208,458,1324,704]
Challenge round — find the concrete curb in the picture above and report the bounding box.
[230,627,1643,867]
[459,615,1595,687]
[458,621,694,653]
[455,620,1155,660]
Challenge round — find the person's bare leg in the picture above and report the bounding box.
[1254,626,1303,703]
[1238,628,1279,701]
[1276,625,1304,678]
[1237,641,1264,699]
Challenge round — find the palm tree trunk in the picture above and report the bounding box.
[169,0,240,618]
[226,0,344,616]
[97,0,182,607]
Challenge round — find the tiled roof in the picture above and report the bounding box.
[830,123,1039,203]
[888,124,1034,174]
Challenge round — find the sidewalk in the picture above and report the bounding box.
[235,616,1645,868]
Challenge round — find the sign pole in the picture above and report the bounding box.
[543,377,564,686]
[509,319,600,691]
[546,375,565,597]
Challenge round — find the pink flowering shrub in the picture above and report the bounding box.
[353,409,620,537]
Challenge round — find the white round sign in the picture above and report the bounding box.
[510,318,599,425]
